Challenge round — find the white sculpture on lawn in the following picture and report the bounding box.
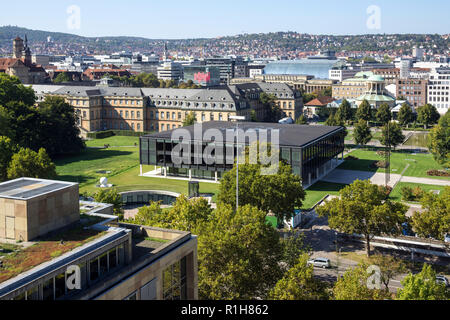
[97,177,112,188]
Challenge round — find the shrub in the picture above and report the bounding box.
[370,160,388,168]
[378,185,393,199]
[401,186,415,201]
[426,170,450,177]
[412,186,424,200]
[345,155,359,160]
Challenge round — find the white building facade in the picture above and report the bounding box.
[427,67,450,115]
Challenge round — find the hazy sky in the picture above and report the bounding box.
[1,0,449,39]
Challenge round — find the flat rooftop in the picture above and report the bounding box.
[141,121,344,147]
[0,178,77,200]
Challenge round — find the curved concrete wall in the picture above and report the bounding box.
[120,190,180,206]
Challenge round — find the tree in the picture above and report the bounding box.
[7,148,56,180]
[353,120,372,147]
[397,103,414,128]
[319,87,332,97]
[396,264,449,300]
[333,263,390,300]
[302,92,317,104]
[53,72,71,83]
[164,195,212,233]
[316,180,408,257]
[217,162,306,227]
[0,73,36,106]
[281,231,311,269]
[356,100,373,122]
[260,92,282,122]
[198,204,284,300]
[0,136,18,182]
[336,99,352,124]
[369,254,406,291]
[379,121,405,150]
[268,254,330,300]
[37,96,85,156]
[183,111,196,127]
[417,104,440,129]
[428,111,450,167]
[295,114,308,125]
[376,103,392,124]
[132,201,167,227]
[93,188,124,219]
[411,187,450,241]
[325,113,339,126]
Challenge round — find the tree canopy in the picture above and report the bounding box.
[397,103,414,127]
[428,111,449,167]
[7,148,56,180]
[217,162,306,227]
[356,100,373,122]
[316,180,408,256]
[376,103,392,124]
[417,104,440,129]
[379,121,405,149]
[353,119,372,146]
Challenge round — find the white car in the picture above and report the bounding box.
[436,275,449,287]
[444,234,450,243]
[307,257,331,269]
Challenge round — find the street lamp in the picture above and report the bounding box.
[229,115,246,212]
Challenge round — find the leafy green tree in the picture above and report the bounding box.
[397,103,414,128]
[0,136,18,182]
[37,96,85,156]
[336,99,353,123]
[428,111,450,167]
[132,201,166,226]
[53,72,71,83]
[396,264,449,300]
[281,231,311,269]
[217,162,306,227]
[369,254,406,291]
[356,100,373,122]
[268,253,330,300]
[93,188,124,219]
[164,195,212,232]
[417,104,440,129]
[325,113,339,126]
[198,204,284,300]
[302,92,317,104]
[353,120,372,147]
[319,87,332,97]
[376,103,392,124]
[7,148,56,180]
[411,187,450,241]
[260,92,282,122]
[316,180,408,257]
[333,263,390,300]
[0,73,36,106]
[295,114,308,125]
[379,121,405,150]
[183,111,196,127]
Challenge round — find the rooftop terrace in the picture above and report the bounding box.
[0,178,76,200]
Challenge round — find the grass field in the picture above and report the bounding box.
[389,182,448,202]
[302,181,348,209]
[339,148,449,180]
[55,136,220,199]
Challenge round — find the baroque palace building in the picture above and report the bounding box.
[31,82,303,134]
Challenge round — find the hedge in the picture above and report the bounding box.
[87,130,154,139]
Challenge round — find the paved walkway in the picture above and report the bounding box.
[320,169,402,188]
[400,176,450,186]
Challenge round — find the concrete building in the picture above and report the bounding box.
[396,78,428,107]
[157,61,183,82]
[183,65,221,87]
[427,67,450,115]
[329,68,359,82]
[332,71,373,100]
[0,178,198,301]
[373,68,400,85]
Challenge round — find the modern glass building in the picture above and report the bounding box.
[264,59,341,79]
[139,122,345,187]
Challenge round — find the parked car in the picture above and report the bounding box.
[436,275,449,287]
[444,234,450,243]
[307,257,331,269]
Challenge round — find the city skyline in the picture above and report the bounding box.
[1,0,449,39]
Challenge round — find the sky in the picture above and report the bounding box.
[1,0,449,39]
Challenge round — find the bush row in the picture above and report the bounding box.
[87,130,154,139]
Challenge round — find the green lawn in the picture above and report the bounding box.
[339,148,449,180]
[302,181,348,209]
[55,139,220,199]
[85,136,140,148]
[389,182,448,202]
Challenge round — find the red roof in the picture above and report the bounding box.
[305,96,335,107]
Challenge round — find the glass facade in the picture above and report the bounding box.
[140,128,344,184]
[163,257,187,300]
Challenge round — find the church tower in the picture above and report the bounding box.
[23,35,32,65]
[13,36,24,59]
